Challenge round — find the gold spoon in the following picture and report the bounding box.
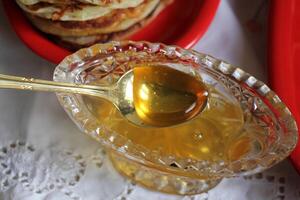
[0,65,208,127]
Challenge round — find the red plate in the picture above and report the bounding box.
[2,0,220,64]
[269,0,300,172]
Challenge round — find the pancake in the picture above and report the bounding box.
[56,0,171,49]
[54,23,142,50]
[16,0,173,50]
[18,0,140,6]
[25,0,160,36]
[16,0,144,21]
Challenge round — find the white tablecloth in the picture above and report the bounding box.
[0,0,299,200]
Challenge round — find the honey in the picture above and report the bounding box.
[83,65,249,162]
[132,65,208,127]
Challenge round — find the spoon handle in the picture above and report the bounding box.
[0,73,112,99]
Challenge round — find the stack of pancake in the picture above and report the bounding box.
[16,0,171,50]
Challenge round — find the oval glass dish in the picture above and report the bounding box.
[53,41,298,195]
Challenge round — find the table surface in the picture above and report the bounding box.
[0,0,299,200]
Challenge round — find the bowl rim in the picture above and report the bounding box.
[53,41,298,178]
[2,0,220,64]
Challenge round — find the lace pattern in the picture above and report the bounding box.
[0,141,299,200]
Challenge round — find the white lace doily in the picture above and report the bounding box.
[0,0,299,199]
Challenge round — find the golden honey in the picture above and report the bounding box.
[83,65,249,162]
[132,65,208,127]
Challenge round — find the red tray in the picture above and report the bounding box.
[3,0,220,64]
[269,0,300,172]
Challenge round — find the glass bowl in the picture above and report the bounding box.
[53,41,298,195]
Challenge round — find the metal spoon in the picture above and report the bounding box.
[0,67,208,128]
